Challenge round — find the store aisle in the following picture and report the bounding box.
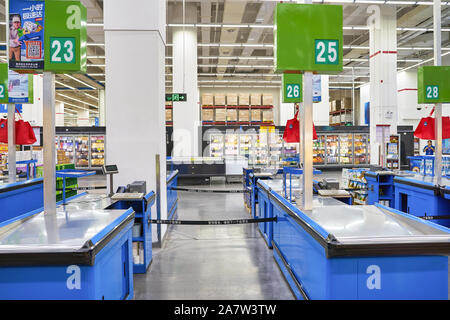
[134,187,295,300]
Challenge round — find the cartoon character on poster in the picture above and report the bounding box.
[9,0,45,71]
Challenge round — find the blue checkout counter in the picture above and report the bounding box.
[167,170,179,220]
[393,174,450,227]
[0,176,157,299]
[255,179,450,300]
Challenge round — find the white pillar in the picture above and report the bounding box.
[55,102,64,126]
[104,0,167,242]
[99,89,105,127]
[172,27,199,157]
[77,109,89,126]
[369,5,398,165]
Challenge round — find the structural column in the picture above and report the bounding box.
[104,0,167,242]
[98,89,105,127]
[369,5,398,165]
[55,102,65,126]
[77,110,89,126]
[172,26,199,157]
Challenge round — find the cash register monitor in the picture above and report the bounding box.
[102,165,118,175]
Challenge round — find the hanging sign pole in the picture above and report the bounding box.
[433,0,442,184]
[43,71,56,214]
[7,104,16,183]
[275,2,343,210]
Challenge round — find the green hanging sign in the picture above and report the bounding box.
[274,3,343,74]
[0,64,9,104]
[283,73,302,103]
[9,0,87,74]
[0,63,34,104]
[417,66,450,104]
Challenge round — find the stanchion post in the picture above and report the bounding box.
[43,72,56,214]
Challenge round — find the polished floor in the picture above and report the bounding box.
[134,186,295,300]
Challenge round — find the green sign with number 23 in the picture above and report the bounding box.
[50,37,76,64]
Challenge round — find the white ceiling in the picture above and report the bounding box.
[1,0,449,119]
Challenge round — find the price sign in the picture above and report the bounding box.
[283,73,302,103]
[275,4,343,74]
[418,66,450,104]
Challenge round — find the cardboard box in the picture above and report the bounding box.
[227,109,238,121]
[215,108,226,122]
[239,93,250,106]
[165,109,172,122]
[239,110,250,122]
[262,110,273,122]
[343,97,352,110]
[202,93,214,106]
[202,109,214,121]
[250,93,261,106]
[335,100,342,111]
[262,94,273,106]
[214,93,226,106]
[227,93,238,106]
[251,109,261,121]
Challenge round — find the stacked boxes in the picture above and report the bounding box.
[239,93,250,105]
[250,93,261,106]
[262,110,274,122]
[262,93,273,106]
[227,93,238,106]
[215,108,226,122]
[239,109,250,122]
[165,109,172,122]
[202,93,214,106]
[227,109,238,121]
[343,97,352,110]
[202,109,214,121]
[251,109,261,121]
[215,93,226,106]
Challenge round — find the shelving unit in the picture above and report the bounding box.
[366,172,396,207]
[342,168,369,205]
[201,105,274,126]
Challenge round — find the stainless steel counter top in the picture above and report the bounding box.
[0,208,131,253]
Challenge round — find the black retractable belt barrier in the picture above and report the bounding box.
[56,186,108,191]
[170,187,244,193]
[149,217,277,225]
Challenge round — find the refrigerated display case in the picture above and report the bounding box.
[75,136,89,168]
[313,136,325,165]
[239,134,253,159]
[339,134,353,164]
[90,135,105,167]
[354,134,368,165]
[58,136,75,164]
[224,134,239,156]
[210,134,224,158]
[269,133,283,166]
[326,135,339,164]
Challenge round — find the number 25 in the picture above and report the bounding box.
[317,41,337,63]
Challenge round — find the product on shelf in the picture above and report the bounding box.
[251,109,261,122]
[202,109,214,121]
[239,109,250,122]
[239,93,250,106]
[201,93,214,106]
[227,93,238,106]
[250,93,261,106]
[262,94,273,106]
[165,109,172,122]
[313,136,325,164]
[262,110,273,122]
[339,134,353,164]
[75,136,89,167]
[215,108,226,122]
[91,136,105,167]
[226,109,238,122]
[326,135,339,164]
[214,93,226,106]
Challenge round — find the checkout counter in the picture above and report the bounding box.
[252,175,450,299]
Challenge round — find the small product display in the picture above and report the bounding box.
[313,136,325,164]
[90,136,105,167]
[75,136,89,167]
[326,135,339,164]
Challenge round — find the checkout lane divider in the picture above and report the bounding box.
[149,217,277,225]
[169,187,245,193]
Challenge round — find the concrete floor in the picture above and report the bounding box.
[80,173,449,300]
[134,188,295,300]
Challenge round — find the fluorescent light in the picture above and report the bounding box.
[64,74,97,89]
[55,99,99,114]
[87,56,105,59]
[57,93,98,108]
[88,64,106,67]
[55,80,76,90]
[87,43,104,47]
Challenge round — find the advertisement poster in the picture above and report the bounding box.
[313,75,321,103]
[8,70,31,103]
[9,0,45,71]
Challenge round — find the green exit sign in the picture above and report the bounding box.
[283,73,302,103]
[166,93,187,102]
